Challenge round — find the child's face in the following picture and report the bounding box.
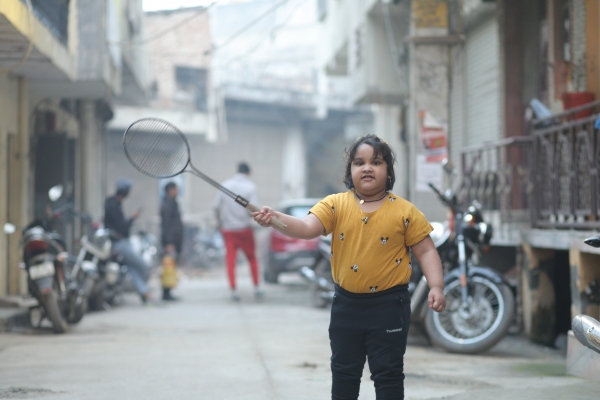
[350,143,388,195]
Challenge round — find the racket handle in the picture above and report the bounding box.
[245,202,287,230]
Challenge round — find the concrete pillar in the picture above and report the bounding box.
[407,1,452,222]
[281,124,306,200]
[80,100,104,220]
[569,247,600,321]
[7,78,30,295]
[520,243,557,345]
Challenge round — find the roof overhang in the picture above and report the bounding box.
[0,1,75,81]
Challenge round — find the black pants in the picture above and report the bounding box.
[329,284,411,400]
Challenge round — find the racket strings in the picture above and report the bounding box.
[123,119,190,178]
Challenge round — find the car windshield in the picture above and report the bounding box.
[287,205,313,218]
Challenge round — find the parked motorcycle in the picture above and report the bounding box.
[74,224,156,310]
[186,224,224,269]
[300,234,334,308]
[412,181,515,354]
[3,185,87,333]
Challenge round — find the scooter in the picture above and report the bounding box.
[3,185,87,333]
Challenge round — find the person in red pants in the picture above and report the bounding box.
[213,162,263,301]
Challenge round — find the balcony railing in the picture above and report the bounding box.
[459,100,600,232]
[531,100,600,229]
[22,0,69,45]
[460,136,534,236]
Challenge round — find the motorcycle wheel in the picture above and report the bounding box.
[425,276,514,354]
[311,258,333,308]
[41,290,69,334]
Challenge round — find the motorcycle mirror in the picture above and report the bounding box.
[3,223,16,235]
[584,235,600,248]
[441,158,458,175]
[48,185,64,202]
[572,314,600,355]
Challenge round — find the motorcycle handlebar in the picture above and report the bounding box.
[427,183,455,210]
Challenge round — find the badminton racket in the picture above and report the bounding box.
[122,118,287,230]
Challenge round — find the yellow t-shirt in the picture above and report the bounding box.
[309,191,433,294]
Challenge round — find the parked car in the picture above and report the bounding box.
[264,198,321,283]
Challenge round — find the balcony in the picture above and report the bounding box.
[459,101,600,244]
[0,0,75,81]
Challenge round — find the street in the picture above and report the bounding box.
[1,266,599,400]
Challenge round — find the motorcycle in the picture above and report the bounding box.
[3,185,87,333]
[185,224,224,269]
[75,224,155,310]
[411,180,515,354]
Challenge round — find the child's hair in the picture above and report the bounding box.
[343,134,396,191]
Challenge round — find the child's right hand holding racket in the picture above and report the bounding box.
[253,206,276,228]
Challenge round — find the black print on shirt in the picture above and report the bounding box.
[332,206,335,213]
[404,218,410,228]
[389,197,395,202]
[362,217,369,224]
[408,262,412,269]
[396,258,402,265]
[370,286,378,293]
[380,237,389,245]
[350,264,358,273]
[339,233,344,241]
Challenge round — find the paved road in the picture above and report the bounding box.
[0,266,598,399]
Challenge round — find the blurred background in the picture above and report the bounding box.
[2,0,600,356]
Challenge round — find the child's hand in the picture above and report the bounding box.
[252,206,274,227]
[428,287,446,312]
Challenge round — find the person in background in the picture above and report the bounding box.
[104,178,152,304]
[213,162,263,301]
[160,181,184,301]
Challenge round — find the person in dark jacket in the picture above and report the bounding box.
[104,178,152,303]
[160,181,183,301]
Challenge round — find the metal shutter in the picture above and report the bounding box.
[466,17,501,146]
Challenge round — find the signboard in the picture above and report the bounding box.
[413,0,448,28]
[419,110,448,162]
[415,154,443,192]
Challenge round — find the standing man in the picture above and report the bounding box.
[160,181,184,301]
[213,162,263,301]
[104,178,152,304]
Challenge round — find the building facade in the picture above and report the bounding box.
[0,0,148,297]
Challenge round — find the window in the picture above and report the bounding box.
[174,66,208,111]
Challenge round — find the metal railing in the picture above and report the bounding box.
[460,136,534,227]
[531,101,600,229]
[459,100,600,231]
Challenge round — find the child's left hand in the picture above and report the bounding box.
[428,287,446,312]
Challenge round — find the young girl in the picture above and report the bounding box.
[252,134,445,399]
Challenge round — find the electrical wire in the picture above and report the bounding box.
[206,0,292,55]
[111,2,219,47]
[0,0,34,74]
[218,0,309,66]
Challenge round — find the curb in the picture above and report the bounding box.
[0,308,30,332]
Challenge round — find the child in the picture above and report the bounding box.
[252,134,445,399]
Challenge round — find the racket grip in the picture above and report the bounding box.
[246,203,287,230]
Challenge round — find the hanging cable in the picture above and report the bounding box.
[219,0,308,66]
[206,0,292,55]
